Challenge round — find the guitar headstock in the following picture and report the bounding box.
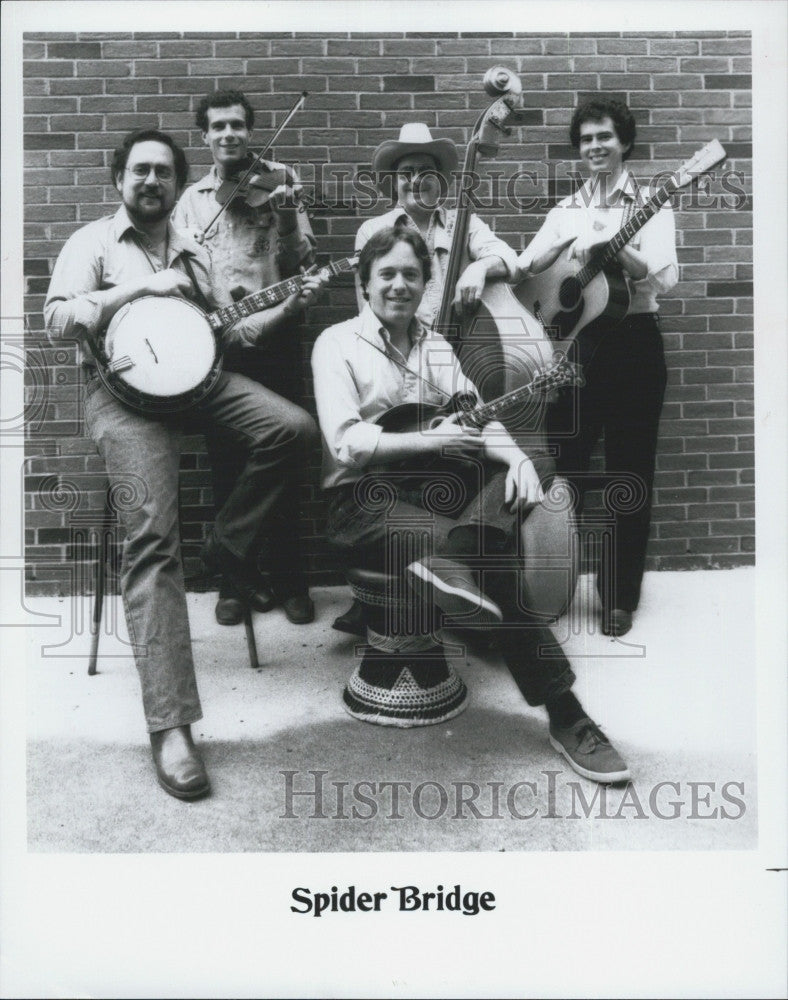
[533,353,586,392]
[675,139,727,190]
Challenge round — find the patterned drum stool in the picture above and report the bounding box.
[342,567,468,727]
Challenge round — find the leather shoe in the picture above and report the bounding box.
[149,725,210,801]
[215,595,245,626]
[202,534,268,611]
[332,598,366,636]
[281,592,315,624]
[602,608,633,637]
[250,581,276,614]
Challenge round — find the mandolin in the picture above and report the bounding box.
[374,352,583,444]
[514,139,727,342]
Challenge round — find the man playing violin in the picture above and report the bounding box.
[334,122,521,636]
[518,98,678,637]
[173,89,319,627]
[45,129,324,801]
[312,225,630,785]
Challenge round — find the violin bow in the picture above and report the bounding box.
[200,89,309,239]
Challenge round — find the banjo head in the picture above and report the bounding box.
[103,296,220,411]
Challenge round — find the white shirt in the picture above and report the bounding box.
[354,205,519,327]
[518,171,678,315]
[311,304,479,489]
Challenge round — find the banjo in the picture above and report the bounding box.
[98,255,358,413]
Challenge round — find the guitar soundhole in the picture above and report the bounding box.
[558,277,582,310]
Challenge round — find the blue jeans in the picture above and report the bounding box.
[85,369,317,732]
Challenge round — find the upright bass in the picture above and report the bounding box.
[435,68,581,620]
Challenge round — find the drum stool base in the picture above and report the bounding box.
[342,646,468,728]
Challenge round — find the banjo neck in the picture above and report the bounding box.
[207,255,358,331]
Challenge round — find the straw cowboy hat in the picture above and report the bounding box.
[371,123,458,187]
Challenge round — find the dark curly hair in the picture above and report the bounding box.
[357,225,432,297]
[196,89,255,132]
[569,98,637,161]
[110,129,189,189]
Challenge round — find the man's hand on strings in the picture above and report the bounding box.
[453,260,488,313]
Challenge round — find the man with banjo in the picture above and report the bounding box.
[312,225,631,785]
[172,89,318,628]
[45,129,325,800]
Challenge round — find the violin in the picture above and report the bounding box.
[200,91,307,238]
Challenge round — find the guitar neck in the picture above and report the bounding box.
[576,178,678,288]
[208,257,355,330]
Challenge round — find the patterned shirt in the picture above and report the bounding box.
[172,161,315,345]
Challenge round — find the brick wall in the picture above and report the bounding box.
[22,31,754,594]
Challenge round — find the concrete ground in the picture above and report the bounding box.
[25,568,757,853]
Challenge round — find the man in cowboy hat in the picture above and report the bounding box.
[334,122,520,636]
[354,122,518,326]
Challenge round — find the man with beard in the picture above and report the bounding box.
[173,89,318,627]
[45,130,323,800]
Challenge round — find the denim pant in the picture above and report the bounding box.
[547,314,667,612]
[85,369,317,732]
[326,461,576,708]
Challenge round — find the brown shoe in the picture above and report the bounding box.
[149,725,211,801]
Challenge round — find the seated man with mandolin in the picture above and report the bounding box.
[312,225,630,784]
[172,88,319,627]
[518,97,679,638]
[334,121,520,636]
[45,129,326,801]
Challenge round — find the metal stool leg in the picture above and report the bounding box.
[88,486,113,676]
[243,605,260,669]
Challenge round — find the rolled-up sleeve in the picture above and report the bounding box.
[515,206,564,280]
[311,329,383,472]
[467,213,519,278]
[44,228,106,343]
[631,201,679,296]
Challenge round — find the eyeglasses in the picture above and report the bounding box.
[125,164,176,182]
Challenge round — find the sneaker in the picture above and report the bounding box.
[406,556,503,625]
[549,717,631,783]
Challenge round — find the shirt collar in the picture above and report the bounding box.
[111,204,200,257]
[359,303,428,352]
[579,169,641,206]
[393,204,448,229]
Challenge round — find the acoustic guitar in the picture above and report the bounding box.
[514,139,727,342]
